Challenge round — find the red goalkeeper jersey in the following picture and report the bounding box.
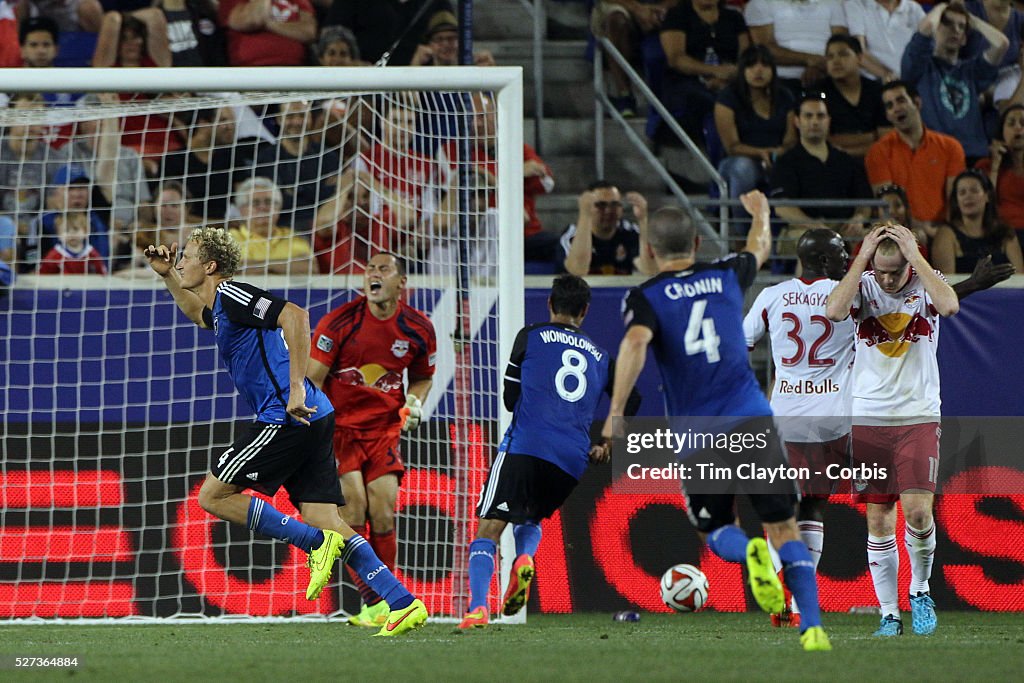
[311,297,436,432]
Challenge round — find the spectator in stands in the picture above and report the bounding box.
[0,215,15,265]
[993,42,1024,110]
[560,181,655,275]
[322,0,451,66]
[410,10,495,66]
[931,169,1024,272]
[219,0,316,66]
[845,0,924,81]
[901,2,1008,162]
[877,183,911,224]
[38,209,108,274]
[315,24,364,66]
[813,35,888,157]
[255,99,341,233]
[0,93,69,232]
[977,104,1024,242]
[27,163,112,272]
[162,106,255,221]
[19,0,103,66]
[714,45,796,224]
[313,169,394,274]
[19,15,57,67]
[744,0,845,92]
[442,92,556,264]
[92,10,171,67]
[66,93,152,235]
[152,0,226,66]
[592,0,678,116]
[354,96,448,239]
[769,93,873,249]
[865,80,966,235]
[659,0,749,149]
[135,180,201,259]
[963,0,1023,70]
[229,176,318,275]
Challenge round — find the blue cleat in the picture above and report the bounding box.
[873,614,903,637]
[910,592,937,635]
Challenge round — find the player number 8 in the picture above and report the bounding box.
[555,349,588,402]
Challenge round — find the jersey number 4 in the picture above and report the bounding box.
[780,312,835,367]
[685,300,721,363]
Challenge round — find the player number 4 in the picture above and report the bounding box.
[685,300,721,363]
[555,349,588,402]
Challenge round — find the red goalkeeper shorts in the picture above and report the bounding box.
[334,426,404,484]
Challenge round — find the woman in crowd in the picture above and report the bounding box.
[713,45,795,228]
[931,170,1023,274]
[976,104,1024,248]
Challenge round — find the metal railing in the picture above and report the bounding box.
[516,0,546,153]
[594,36,729,249]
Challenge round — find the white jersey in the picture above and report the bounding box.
[745,277,854,441]
[848,268,943,423]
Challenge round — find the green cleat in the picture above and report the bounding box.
[306,530,344,600]
[746,538,785,614]
[348,600,390,628]
[374,599,429,637]
[800,626,832,652]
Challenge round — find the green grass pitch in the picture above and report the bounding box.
[1,612,1022,681]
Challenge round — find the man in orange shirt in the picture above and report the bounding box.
[865,80,965,238]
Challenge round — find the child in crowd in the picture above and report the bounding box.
[39,210,107,274]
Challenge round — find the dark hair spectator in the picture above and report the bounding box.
[811,33,887,157]
[92,10,172,67]
[931,170,1023,273]
[976,103,1024,245]
[153,0,226,66]
[322,0,453,66]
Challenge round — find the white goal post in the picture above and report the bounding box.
[0,66,524,622]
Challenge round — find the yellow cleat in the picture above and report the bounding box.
[458,606,490,629]
[306,530,344,601]
[746,538,784,614]
[800,626,833,652]
[348,600,390,628]
[374,599,428,637]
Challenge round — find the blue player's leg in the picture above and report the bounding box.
[503,522,541,617]
[459,518,506,629]
[513,521,542,557]
[764,518,830,650]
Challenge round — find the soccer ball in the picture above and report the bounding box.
[660,563,709,612]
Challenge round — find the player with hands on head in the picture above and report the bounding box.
[826,220,957,638]
[457,275,640,629]
[307,252,436,628]
[602,190,832,652]
[145,233,428,637]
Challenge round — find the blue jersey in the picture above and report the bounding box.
[623,253,771,418]
[500,323,612,481]
[201,281,333,425]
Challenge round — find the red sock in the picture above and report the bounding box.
[344,524,383,606]
[370,529,397,571]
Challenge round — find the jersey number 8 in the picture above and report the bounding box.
[555,349,588,402]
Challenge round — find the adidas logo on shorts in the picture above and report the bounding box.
[496,502,509,512]
[246,472,259,481]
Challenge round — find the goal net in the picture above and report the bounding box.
[0,67,524,621]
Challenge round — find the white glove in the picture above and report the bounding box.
[400,394,423,432]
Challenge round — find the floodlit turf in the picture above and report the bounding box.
[1,612,1023,682]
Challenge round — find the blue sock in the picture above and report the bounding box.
[341,535,414,610]
[246,497,323,551]
[779,540,822,631]
[468,538,497,611]
[513,522,542,557]
[707,525,749,564]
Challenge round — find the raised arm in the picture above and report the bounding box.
[827,225,886,320]
[563,191,597,276]
[740,190,772,270]
[889,224,959,316]
[145,243,209,327]
[625,191,657,276]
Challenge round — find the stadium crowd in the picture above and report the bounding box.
[0,0,1023,280]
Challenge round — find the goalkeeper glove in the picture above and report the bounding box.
[399,394,423,432]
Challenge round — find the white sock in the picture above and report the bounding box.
[867,534,900,619]
[799,520,824,571]
[905,521,936,596]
